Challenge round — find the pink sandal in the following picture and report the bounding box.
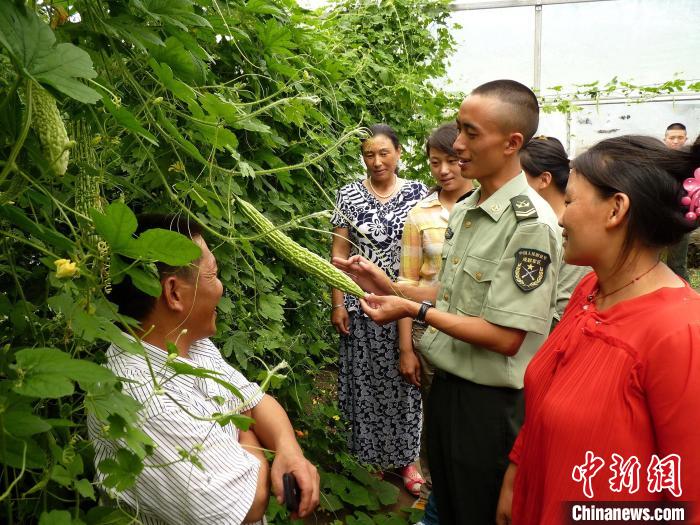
[400,465,425,497]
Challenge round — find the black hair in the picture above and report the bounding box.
[471,80,540,143]
[426,122,458,157]
[362,124,400,150]
[109,214,204,322]
[570,135,700,259]
[666,123,687,132]
[520,136,570,194]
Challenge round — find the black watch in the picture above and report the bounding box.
[414,300,433,326]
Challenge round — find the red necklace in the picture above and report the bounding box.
[586,260,660,303]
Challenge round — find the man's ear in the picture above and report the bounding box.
[505,132,524,155]
[161,275,188,313]
[607,192,631,228]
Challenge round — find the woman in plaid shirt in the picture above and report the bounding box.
[397,123,474,522]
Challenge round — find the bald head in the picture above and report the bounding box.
[471,80,539,144]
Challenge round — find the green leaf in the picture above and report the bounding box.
[2,409,52,436]
[90,202,137,251]
[191,120,239,154]
[132,0,211,31]
[51,465,73,488]
[0,434,46,469]
[126,265,162,297]
[104,15,164,52]
[70,309,106,342]
[39,510,73,525]
[59,359,115,386]
[320,492,344,512]
[258,293,285,321]
[102,96,158,146]
[167,361,244,400]
[244,0,286,17]
[149,36,207,85]
[131,228,202,266]
[257,20,296,56]
[99,449,143,491]
[11,347,115,398]
[13,370,74,398]
[74,478,96,500]
[104,414,154,459]
[375,513,409,525]
[149,59,197,105]
[217,295,233,314]
[373,479,399,506]
[156,110,207,163]
[346,512,374,525]
[238,161,256,178]
[325,472,374,507]
[212,412,254,430]
[84,383,142,426]
[85,506,133,525]
[231,117,271,134]
[0,3,99,102]
[65,452,84,477]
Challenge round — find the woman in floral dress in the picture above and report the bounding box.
[330,124,428,493]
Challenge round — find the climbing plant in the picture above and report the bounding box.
[0,0,455,523]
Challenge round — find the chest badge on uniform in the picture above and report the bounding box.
[445,226,454,240]
[513,248,551,292]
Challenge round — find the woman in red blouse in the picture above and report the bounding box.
[497,136,700,524]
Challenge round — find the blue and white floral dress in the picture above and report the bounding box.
[331,179,428,468]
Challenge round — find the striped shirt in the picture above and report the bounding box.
[397,191,450,286]
[88,336,264,525]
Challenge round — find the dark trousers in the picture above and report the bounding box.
[427,373,524,525]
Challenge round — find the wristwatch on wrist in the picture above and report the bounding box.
[414,300,433,326]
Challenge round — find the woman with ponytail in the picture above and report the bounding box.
[520,136,591,330]
[497,136,700,524]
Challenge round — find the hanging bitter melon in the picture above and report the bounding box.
[31,83,71,176]
[237,198,364,298]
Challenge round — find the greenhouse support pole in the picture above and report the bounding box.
[534,3,542,92]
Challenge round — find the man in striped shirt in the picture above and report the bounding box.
[89,215,319,524]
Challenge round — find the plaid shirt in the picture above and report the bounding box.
[398,192,450,286]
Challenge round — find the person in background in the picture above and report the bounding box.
[334,80,561,524]
[664,123,691,281]
[397,122,474,522]
[496,136,700,525]
[90,215,319,525]
[330,124,428,495]
[664,122,688,150]
[520,136,591,330]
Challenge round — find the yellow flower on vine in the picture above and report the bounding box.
[168,161,185,173]
[54,258,78,279]
[332,415,340,421]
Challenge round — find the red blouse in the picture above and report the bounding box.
[510,273,700,524]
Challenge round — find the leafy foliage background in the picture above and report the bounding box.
[0,0,457,523]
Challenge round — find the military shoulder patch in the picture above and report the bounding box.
[512,248,551,292]
[510,196,538,222]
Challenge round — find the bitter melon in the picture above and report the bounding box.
[31,83,70,176]
[237,198,365,298]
